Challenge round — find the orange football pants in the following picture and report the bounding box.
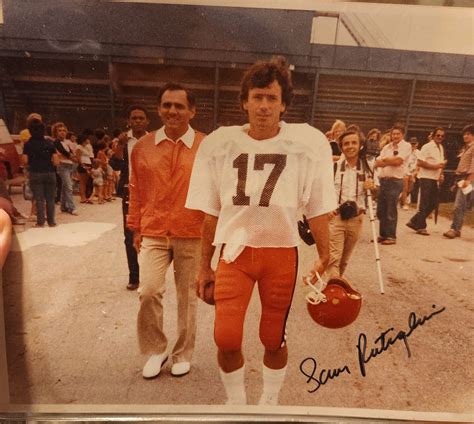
[214,246,298,352]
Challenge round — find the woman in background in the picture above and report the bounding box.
[75,134,94,204]
[328,119,346,161]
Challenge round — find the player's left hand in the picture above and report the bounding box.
[195,267,216,303]
[304,258,328,285]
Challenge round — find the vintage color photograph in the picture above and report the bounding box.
[0,0,473,421]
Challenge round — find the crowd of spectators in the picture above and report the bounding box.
[1,113,127,229]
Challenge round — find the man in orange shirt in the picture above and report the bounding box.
[127,83,205,379]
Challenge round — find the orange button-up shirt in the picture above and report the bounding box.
[126,126,205,238]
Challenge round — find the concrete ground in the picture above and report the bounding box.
[1,189,473,420]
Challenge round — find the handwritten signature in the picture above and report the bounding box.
[299,304,446,393]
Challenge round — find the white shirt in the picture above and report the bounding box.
[58,139,76,165]
[78,144,93,165]
[154,125,195,148]
[406,149,420,176]
[417,140,445,180]
[186,121,337,261]
[126,129,150,174]
[334,159,373,211]
[376,140,412,179]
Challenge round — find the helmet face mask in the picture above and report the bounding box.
[306,276,362,329]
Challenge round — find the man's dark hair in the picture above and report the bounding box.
[239,56,293,111]
[28,119,45,138]
[391,123,406,134]
[112,128,122,138]
[338,128,366,149]
[462,124,474,135]
[432,127,445,136]
[338,129,373,177]
[157,83,196,108]
[126,104,149,119]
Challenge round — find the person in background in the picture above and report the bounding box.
[22,119,58,228]
[20,113,43,221]
[66,131,79,193]
[328,119,346,161]
[109,128,125,194]
[115,105,149,291]
[365,128,382,163]
[400,137,420,210]
[89,159,105,204]
[96,141,114,202]
[52,122,78,215]
[443,124,474,239]
[406,128,446,235]
[19,113,42,147]
[326,128,375,278]
[374,124,411,245]
[75,134,94,204]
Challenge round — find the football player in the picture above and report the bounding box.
[186,57,337,405]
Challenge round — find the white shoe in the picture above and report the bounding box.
[258,393,278,405]
[171,361,191,377]
[225,397,247,405]
[142,352,168,379]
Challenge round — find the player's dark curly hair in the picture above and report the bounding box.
[239,56,293,113]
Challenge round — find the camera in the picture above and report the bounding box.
[339,200,359,220]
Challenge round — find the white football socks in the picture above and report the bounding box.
[258,364,287,405]
[219,366,247,405]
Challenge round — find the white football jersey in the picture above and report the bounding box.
[186,121,337,260]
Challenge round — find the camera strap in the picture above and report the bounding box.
[337,160,360,204]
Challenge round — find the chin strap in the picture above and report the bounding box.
[305,272,328,305]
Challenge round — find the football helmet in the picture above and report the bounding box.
[305,274,362,329]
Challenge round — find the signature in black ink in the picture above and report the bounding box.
[357,304,445,377]
[299,304,446,392]
[299,357,351,393]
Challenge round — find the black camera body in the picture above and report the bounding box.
[339,200,359,220]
